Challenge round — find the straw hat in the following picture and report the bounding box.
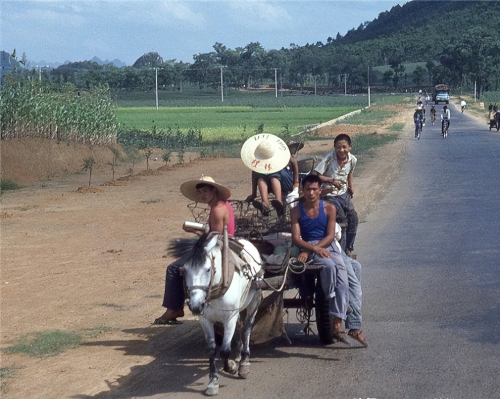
[241,134,291,174]
[180,175,231,202]
[287,141,304,156]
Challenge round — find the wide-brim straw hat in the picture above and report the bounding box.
[241,133,291,174]
[180,175,231,202]
[287,141,304,155]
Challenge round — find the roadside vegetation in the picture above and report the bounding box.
[0,179,20,194]
[0,77,118,145]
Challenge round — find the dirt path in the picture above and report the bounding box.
[0,107,412,398]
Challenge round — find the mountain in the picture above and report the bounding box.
[90,56,126,67]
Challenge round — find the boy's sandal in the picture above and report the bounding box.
[271,199,284,216]
[348,329,368,347]
[252,200,270,216]
[333,331,351,346]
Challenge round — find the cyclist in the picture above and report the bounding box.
[460,99,467,113]
[430,105,437,125]
[414,107,424,139]
[441,105,451,138]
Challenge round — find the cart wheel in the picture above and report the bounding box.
[314,277,334,345]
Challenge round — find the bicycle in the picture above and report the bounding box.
[414,120,422,140]
[431,112,436,125]
[441,118,449,139]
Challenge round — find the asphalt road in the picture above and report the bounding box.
[94,103,500,399]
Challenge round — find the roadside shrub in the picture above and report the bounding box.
[0,179,20,194]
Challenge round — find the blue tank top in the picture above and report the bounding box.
[298,200,328,242]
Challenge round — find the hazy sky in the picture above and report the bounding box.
[1,0,409,65]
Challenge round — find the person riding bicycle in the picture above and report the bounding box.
[441,105,451,131]
[460,100,467,113]
[430,105,437,124]
[414,107,424,139]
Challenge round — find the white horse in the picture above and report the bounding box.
[169,230,263,396]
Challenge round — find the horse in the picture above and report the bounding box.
[169,230,263,396]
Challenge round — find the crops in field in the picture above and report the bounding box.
[0,79,118,145]
[116,106,359,141]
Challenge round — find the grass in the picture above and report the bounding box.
[389,123,405,131]
[1,367,16,392]
[1,179,20,194]
[112,88,372,108]
[2,325,116,359]
[2,330,82,358]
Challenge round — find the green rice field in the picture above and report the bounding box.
[115,106,360,140]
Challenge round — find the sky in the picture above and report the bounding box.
[1,0,409,66]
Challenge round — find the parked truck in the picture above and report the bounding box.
[433,84,450,104]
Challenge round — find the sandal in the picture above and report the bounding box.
[252,199,270,216]
[333,330,351,346]
[153,317,182,325]
[271,199,284,216]
[348,329,368,347]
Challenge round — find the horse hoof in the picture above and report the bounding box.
[205,384,219,396]
[238,363,250,379]
[224,359,238,374]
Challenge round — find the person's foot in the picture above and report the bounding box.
[345,248,353,257]
[348,329,368,347]
[332,330,351,346]
[252,199,270,216]
[270,199,284,216]
[153,309,184,324]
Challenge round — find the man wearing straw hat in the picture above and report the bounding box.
[241,134,300,216]
[153,176,235,324]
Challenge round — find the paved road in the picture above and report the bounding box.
[89,103,500,399]
[351,102,500,399]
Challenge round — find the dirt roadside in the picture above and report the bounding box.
[0,105,412,398]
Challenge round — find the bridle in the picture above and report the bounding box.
[184,252,217,302]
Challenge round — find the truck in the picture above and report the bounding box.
[433,84,450,104]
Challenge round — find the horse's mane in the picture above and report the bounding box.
[168,233,213,267]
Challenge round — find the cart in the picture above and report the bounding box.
[189,198,340,345]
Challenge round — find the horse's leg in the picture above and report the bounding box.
[199,318,219,396]
[238,290,262,379]
[221,313,239,375]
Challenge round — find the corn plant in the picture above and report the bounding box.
[0,78,118,146]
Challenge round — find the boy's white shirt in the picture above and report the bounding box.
[314,151,357,196]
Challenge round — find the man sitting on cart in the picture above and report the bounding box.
[290,174,350,344]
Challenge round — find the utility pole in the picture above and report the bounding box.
[274,68,278,98]
[368,65,371,107]
[344,73,348,96]
[314,75,317,95]
[155,68,158,110]
[220,66,224,102]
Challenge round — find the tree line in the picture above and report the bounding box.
[2,1,500,97]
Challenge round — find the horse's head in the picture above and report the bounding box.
[170,232,221,315]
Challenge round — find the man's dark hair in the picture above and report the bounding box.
[302,173,322,187]
[334,133,352,146]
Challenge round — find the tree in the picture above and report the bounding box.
[412,65,426,87]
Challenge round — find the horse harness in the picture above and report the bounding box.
[183,234,262,305]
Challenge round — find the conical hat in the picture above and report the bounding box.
[180,175,231,202]
[241,134,291,174]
